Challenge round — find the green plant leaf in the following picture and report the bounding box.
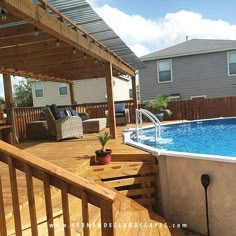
[96,132,111,151]
[144,95,172,116]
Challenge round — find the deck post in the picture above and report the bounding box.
[69,83,76,105]
[3,74,13,125]
[3,73,14,144]
[132,75,138,111]
[105,62,117,139]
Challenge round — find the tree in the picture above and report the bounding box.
[14,80,33,107]
[0,96,5,113]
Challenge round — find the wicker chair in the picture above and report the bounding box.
[42,107,83,141]
[105,103,130,125]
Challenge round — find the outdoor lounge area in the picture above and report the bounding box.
[0,125,185,236]
[0,0,235,236]
[0,0,183,235]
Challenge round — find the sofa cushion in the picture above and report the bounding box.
[78,112,90,121]
[48,104,60,120]
[64,109,72,117]
[115,103,125,113]
[58,108,66,118]
[115,112,125,117]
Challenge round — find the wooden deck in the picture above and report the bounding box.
[1,125,147,215]
[0,124,185,235]
[17,124,148,170]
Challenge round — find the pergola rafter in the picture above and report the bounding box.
[0,0,139,139]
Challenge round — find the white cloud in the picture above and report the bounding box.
[129,44,150,57]
[92,5,236,56]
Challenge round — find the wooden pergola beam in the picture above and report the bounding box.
[0,67,73,84]
[0,0,136,77]
[105,62,116,139]
[69,83,75,105]
[0,23,42,38]
[0,33,54,48]
[0,39,69,57]
[132,76,138,111]
[3,74,13,125]
[0,11,22,24]
[1,59,107,78]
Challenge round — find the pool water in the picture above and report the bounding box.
[131,118,236,157]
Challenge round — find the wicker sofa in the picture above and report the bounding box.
[43,107,83,141]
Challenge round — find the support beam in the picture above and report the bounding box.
[132,76,138,111]
[3,73,14,144]
[69,83,75,105]
[105,62,116,139]
[3,74,13,125]
[1,0,135,77]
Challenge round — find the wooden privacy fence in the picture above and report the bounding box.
[168,96,236,120]
[141,96,236,120]
[12,96,236,141]
[0,141,117,235]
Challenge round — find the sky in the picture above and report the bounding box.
[88,0,236,56]
[1,0,236,97]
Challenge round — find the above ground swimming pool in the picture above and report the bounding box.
[125,117,236,161]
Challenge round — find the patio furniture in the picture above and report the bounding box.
[82,118,107,133]
[26,120,48,139]
[43,107,83,141]
[105,103,130,125]
[0,125,13,144]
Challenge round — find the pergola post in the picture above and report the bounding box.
[3,73,14,144]
[3,74,13,125]
[69,83,76,105]
[105,62,117,139]
[132,76,138,115]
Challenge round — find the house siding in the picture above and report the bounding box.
[139,51,236,101]
[32,77,130,107]
[32,81,71,107]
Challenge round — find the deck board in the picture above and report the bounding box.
[0,123,185,235]
[1,125,147,215]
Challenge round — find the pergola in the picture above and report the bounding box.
[0,0,142,139]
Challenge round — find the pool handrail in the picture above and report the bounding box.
[136,108,161,142]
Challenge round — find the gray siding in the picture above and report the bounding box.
[139,51,236,101]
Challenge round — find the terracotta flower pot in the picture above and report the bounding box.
[95,149,112,165]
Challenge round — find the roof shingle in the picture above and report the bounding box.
[140,39,236,61]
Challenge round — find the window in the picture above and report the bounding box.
[191,95,206,100]
[168,95,180,101]
[35,81,43,97]
[228,51,236,76]
[168,93,181,101]
[157,59,172,83]
[59,83,68,95]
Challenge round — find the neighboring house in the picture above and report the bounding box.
[139,39,236,102]
[31,77,131,107]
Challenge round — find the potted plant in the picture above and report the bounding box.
[144,95,172,121]
[95,132,112,165]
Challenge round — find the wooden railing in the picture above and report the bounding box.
[13,107,43,142]
[74,100,135,121]
[13,96,236,141]
[13,100,135,141]
[0,141,117,235]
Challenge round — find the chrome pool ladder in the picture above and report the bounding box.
[136,108,161,142]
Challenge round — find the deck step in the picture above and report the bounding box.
[5,184,184,235]
[81,159,159,210]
